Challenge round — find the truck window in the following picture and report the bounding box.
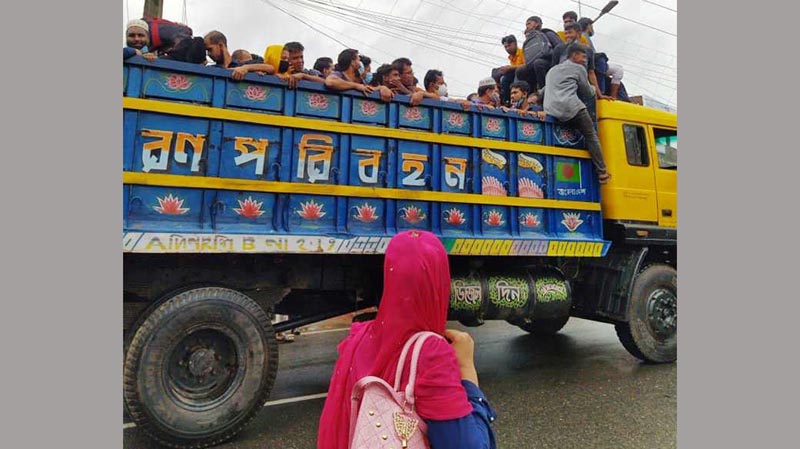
[623,124,649,167]
[654,128,677,169]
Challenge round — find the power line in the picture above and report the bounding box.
[641,0,677,13]
[568,0,676,37]
[263,0,352,48]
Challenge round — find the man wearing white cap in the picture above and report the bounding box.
[471,77,502,108]
[124,19,156,61]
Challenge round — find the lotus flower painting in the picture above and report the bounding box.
[154,194,190,215]
[353,203,379,223]
[561,212,584,232]
[484,210,505,227]
[444,208,466,226]
[400,205,426,224]
[297,199,326,220]
[520,212,541,228]
[233,197,265,219]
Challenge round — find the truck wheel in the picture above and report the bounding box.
[124,287,278,448]
[517,316,570,335]
[615,264,677,363]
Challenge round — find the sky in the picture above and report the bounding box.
[123,0,677,108]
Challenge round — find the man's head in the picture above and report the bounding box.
[525,16,543,32]
[477,77,497,97]
[567,43,588,65]
[424,69,444,92]
[510,81,530,104]
[578,18,594,36]
[501,35,518,55]
[360,55,372,72]
[563,22,582,43]
[203,31,228,65]
[126,19,150,50]
[374,64,401,88]
[392,58,415,88]
[231,49,252,63]
[467,93,479,102]
[313,57,334,78]
[337,49,361,74]
[562,10,578,24]
[284,41,305,72]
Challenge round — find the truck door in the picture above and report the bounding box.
[649,127,678,228]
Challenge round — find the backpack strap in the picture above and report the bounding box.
[393,331,434,390]
[400,331,443,409]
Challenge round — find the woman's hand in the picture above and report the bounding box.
[444,329,479,386]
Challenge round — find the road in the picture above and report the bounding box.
[124,318,676,449]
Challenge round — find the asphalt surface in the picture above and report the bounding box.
[123,318,676,449]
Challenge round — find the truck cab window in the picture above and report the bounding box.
[654,128,677,169]
[623,124,649,167]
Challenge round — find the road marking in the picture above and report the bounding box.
[123,392,330,430]
[299,328,349,336]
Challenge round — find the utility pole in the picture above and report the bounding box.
[143,0,164,18]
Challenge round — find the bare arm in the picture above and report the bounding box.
[324,74,364,91]
[588,70,612,100]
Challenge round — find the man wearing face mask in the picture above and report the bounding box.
[358,55,374,85]
[281,41,325,88]
[515,16,553,93]
[501,81,546,119]
[472,78,502,109]
[205,31,276,80]
[423,69,473,110]
[325,49,394,102]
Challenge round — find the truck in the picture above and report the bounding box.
[122,57,677,448]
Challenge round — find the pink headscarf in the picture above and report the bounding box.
[317,230,473,449]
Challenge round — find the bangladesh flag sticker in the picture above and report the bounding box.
[556,160,582,184]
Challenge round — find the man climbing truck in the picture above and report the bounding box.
[123,57,675,448]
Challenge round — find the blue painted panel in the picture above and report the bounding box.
[123,66,129,94]
[286,195,337,234]
[211,191,277,232]
[295,90,341,119]
[142,69,213,103]
[552,124,585,149]
[225,81,284,112]
[517,207,549,238]
[398,105,432,130]
[346,197,387,235]
[516,152,548,200]
[480,115,509,140]
[479,149,510,197]
[397,141,433,191]
[219,122,283,181]
[127,186,204,231]
[480,206,512,236]
[348,136,388,187]
[442,110,471,135]
[396,201,432,231]
[123,110,138,172]
[516,120,544,144]
[133,113,211,176]
[552,209,602,240]
[552,156,593,202]
[440,145,472,194]
[351,98,388,125]
[440,203,473,236]
[291,130,341,185]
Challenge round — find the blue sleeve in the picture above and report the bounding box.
[123,47,137,60]
[424,380,497,449]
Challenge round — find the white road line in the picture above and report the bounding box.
[299,327,349,336]
[123,392,329,430]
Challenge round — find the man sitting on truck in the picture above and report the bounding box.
[391,57,438,106]
[544,44,611,184]
[123,19,156,61]
[551,22,612,101]
[502,81,546,119]
[325,49,394,102]
[203,31,276,80]
[557,11,591,46]
[515,16,552,92]
[491,35,525,106]
[282,41,325,88]
[576,17,627,101]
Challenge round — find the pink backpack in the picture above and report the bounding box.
[349,331,442,449]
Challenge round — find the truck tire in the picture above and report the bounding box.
[517,316,570,335]
[615,264,677,363]
[124,287,278,448]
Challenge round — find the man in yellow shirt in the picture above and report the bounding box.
[491,35,525,106]
[556,11,591,46]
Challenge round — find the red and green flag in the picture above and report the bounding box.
[556,161,581,184]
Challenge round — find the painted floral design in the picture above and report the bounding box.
[165,74,192,91]
[444,208,466,226]
[404,107,423,122]
[154,194,190,215]
[520,212,541,228]
[521,122,538,137]
[360,100,379,116]
[518,178,544,199]
[486,118,501,132]
[353,203,379,223]
[244,85,267,101]
[482,176,507,196]
[297,199,326,220]
[484,210,505,227]
[233,196,265,218]
[447,112,464,128]
[561,212,584,232]
[400,205,427,224]
[308,93,329,110]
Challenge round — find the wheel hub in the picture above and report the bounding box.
[166,329,240,407]
[188,348,216,377]
[647,288,677,337]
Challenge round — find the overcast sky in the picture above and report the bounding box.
[123,0,676,107]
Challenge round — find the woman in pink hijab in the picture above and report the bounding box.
[318,230,497,449]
